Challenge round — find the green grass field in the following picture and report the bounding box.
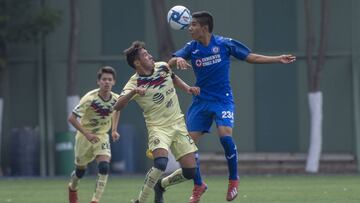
[1,174,359,203]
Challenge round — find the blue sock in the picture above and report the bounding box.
[193,152,203,185]
[220,136,238,180]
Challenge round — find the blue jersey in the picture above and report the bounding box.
[174,34,251,103]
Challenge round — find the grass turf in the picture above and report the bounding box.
[0,174,359,203]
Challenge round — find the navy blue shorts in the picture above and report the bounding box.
[186,99,234,133]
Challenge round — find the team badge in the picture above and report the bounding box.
[195,59,202,67]
[153,138,160,146]
[212,46,219,54]
[159,71,167,78]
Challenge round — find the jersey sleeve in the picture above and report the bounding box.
[120,77,138,100]
[72,94,92,118]
[173,41,193,60]
[224,38,251,60]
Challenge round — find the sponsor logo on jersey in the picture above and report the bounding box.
[195,54,222,67]
[153,93,164,104]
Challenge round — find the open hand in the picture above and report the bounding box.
[84,132,99,144]
[280,54,296,64]
[176,57,192,70]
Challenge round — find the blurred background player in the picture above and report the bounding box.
[67,66,120,203]
[169,11,296,202]
[114,41,199,203]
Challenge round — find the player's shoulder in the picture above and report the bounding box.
[155,61,172,73]
[213,34,232,44]
[82,88,99,99]
[124,73,138,88]
[155,61,170,69]
[110,91,120,99]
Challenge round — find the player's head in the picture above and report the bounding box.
[123,41,155,70]
[190,11,214,36]
[97,66,116,91]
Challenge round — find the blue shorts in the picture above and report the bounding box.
[186,99,234,133]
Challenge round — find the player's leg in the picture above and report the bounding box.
[189,131,204,187]
[69,134,91,203]
[214,101,239,201]
[157,152,196,189]
[90,155,111,203]
[68,165,86,203]
[137,148,168,203]
[186,101,212,189]
[217,126,239,201]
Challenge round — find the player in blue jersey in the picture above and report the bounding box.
[169,11,296,202]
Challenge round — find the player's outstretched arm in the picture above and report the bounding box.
[168,57,192,70]
[113,87,146,111]
[172,74,200,95]
[111,110,120,142]
[246,53,296,64]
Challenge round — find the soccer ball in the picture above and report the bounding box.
[167,5,191,30]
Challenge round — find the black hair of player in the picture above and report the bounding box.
[192,11,214,33]
[97,66,116,80]
[123,41,146,69]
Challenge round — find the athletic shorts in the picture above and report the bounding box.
[147,118,198,160]
[186,99,234,133]
[74,133,111,166]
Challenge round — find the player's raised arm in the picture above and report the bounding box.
[111,110,120,142]
[114,87,146,111]
[172,74,200,96]
[246,53,296,64]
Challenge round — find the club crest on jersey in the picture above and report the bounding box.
[212,46,219,54]
[159,71,167,78]
[195,59,202,67]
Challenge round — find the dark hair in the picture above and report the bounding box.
[192,11,214,33]
[97,66,116,80]
[123,41,146,69]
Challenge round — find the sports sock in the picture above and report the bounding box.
[91,174,108,202]
[138,167,163,203]
[69,171,80,190]
[220,136,238,180]
[193,152,203,185]
[160,168,187,188]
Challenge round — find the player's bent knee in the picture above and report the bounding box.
[154,157,168,171]
[182,167,196,180]
[75,168,86,178]
[98,161,110,175]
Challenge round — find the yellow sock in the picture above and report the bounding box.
[69,171,80,191]
[138,167,163,203]
[160,168,187,188]
[91,174,108,202]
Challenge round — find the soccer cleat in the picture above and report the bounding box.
[90,201,98,203]
[132,200,139,203]
[188,182,207,203]
[68,187,78,203]
[154,179,165,203]
[226,179,239,201]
